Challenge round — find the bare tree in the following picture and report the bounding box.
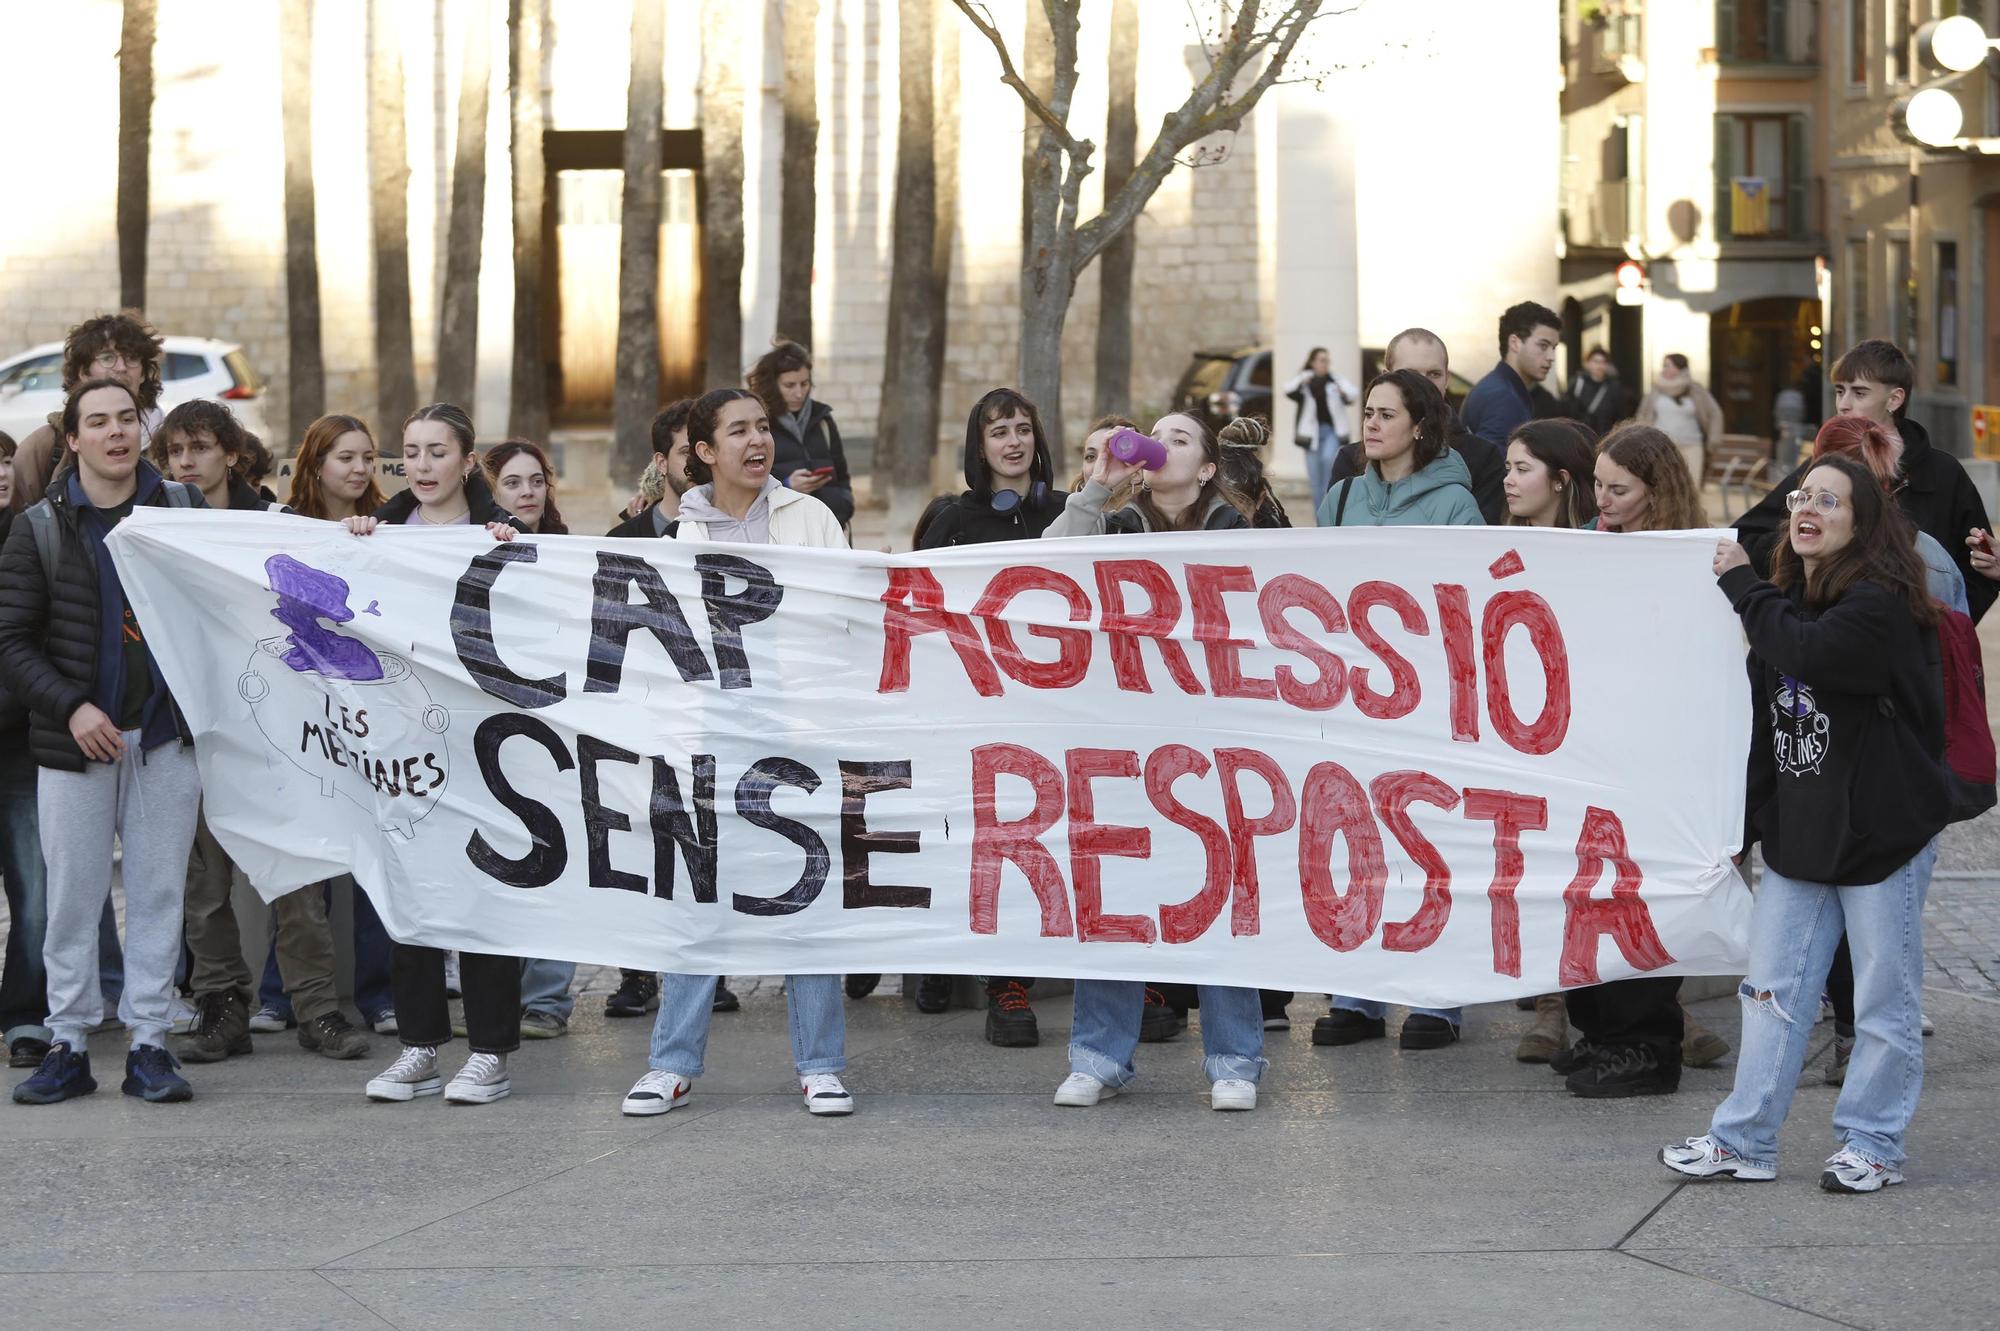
[777,0,819,344]
[877,0,949,528]
[279,0,325,438]
[614,0,665,475]
[701,0,746,387]
[117,0,156,311]
[369,0,418,433]
[435,0,493,411]
[508,0,549,441]
[1091,0,1138,417]
[954,0,1326,445]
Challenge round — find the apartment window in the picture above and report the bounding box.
[1887,237,1913,351]
[1936,239,1960,385]
[1716,112,1811,238]
[1887,0,1912,83]
[1718,0,1820,64]
[1848,0,1868,85]
[1846,236,1871,346]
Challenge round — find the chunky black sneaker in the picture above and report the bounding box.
[122,1044,194,1103]
[298,1011,373,1060]
[844,973,882,1000]
[983,981,1039,1048]
[914,974,953,1014]
[13,1041,95,1104]
[1399,1014,1460,1050]
[604,971,660,1018]
[174,991,252,1064]
[1140,988,1187,1043]
[1566,1044,1680,1098]
[1311,1009,1386,1047]
[8,1035,51,1069]
[1548,1039,1602,1076]
[712,980,741,1013]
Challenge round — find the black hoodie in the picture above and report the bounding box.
[1735,415,1995,621]
[1720,565,1951,886]
[770,398,854,528]
[916,401,1067,549]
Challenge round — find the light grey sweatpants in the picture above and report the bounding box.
[39,734,201,1051]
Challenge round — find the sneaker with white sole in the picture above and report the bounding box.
[443,1052,511,1105]
[365,1045,441,1101]
[1053,1072,1118,1107]
[1921,1011,1935,1037]
[622,1069,690,1117]
[370,1009,399,1036]
[247,1005,293,1033]
[801,1072,853,1116]
[1658,1134,1776,1181]
[1211,1078,1258,1111]
[1820,1147,1903,1193]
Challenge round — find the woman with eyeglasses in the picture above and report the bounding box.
[1662,453,1954,1194]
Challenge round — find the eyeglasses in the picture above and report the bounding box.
[1783,489,1842,515]
[90,351,139,371]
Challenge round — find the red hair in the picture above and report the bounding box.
[1811,415,1902,491]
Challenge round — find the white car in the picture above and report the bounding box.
[0,335,272,447]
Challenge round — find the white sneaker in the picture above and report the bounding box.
[801,1072,854,1116]
[247,1005,290,1033]
[443,1051,511,1104]
[371,1009,399,1035]
[1053,1072,1118,1107]
[1658,1134,1776,1181]
[1921,1011,1935,1037]
[365,1045,441,1101]
[443,952,463,998]
[1821,1147,1904,1193]
[622,1069,690,1117]
[1211,1078,1258,1111]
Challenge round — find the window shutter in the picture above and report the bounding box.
[1715,115,1736,238]
[1787,114,1810,239]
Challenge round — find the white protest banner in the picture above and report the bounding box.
[108,510,1753,1004]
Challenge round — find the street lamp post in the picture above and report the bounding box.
[1894,17,2000,151]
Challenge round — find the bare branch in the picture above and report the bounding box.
[950,0,1090,160]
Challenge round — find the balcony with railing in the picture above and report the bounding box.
[1717,0,1819,72]
[1718,174,1822,244]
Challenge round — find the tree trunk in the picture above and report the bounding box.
[117,0,156,311]
[508,0,549,441]
[877,0,940,534]
[1091,0,1137,420]
[700,0,745,388]
[614,0,665,475]
[929,8,960,491]
[1017,1,1077,446]
[279,0,325,441]
[435,0,492,412]
[1018,2,1052,258]
[368,0,418,434]
[776,0,818,345]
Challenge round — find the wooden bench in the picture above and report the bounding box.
[1704,434,1777,520]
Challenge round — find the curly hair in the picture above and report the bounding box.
[151,398,248,473]
[745,339,812,421]
[288,414,387,520]
[682,387,763,488]
[1597,424,1706,531]
[61,312,164,411]
[482,438,568,534]
[1217,415,1286,528]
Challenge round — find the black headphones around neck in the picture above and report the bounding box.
[990,481,1050,516]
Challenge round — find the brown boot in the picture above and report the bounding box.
[1514,994,1569,1063]
[1682,1007,1731,1067]
[174,991,252,1063]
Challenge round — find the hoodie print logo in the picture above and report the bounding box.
[1772,675,1831,776]
[236,554,450,839]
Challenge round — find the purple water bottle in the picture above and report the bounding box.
[1106,427,1168,471]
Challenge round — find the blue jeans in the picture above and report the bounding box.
[1708,841,1936,1171]
[0,744,50,1042]
[254,877,395,1023]
[1305,423,1342,508]
[649,974,844,1078]
[1329,996,1462,1027]
[521,956,577,1021]
[1069,979,1267,1086]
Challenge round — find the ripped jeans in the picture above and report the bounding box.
[1707,841,1935,1171]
